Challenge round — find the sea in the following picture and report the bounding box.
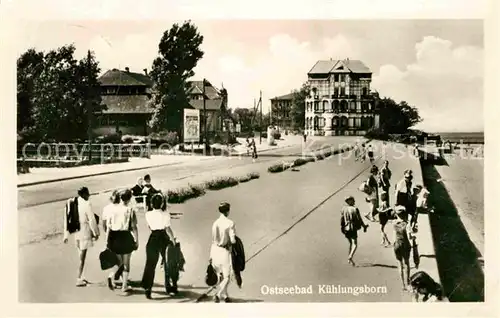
[435,132,484,144]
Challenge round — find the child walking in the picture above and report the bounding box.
[340,196,369,267]
[377,192,393,247]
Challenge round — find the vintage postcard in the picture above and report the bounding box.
[2,0,496,317]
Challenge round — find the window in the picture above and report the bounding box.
[362,87,368,96]
[314,101,319,111]
[340,87,346,96]
[339,74,344,82]
[334,87,339,96]
[332,117,338,127]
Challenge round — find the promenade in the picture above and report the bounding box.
[18,140,442,303]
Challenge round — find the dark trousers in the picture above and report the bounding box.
[141,230,174,291]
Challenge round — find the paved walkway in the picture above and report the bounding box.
[18,141,443,303]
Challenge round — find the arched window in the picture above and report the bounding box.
[361,102,368,112]
[332,116,339,127]
[340,100,348,112]
[341,116,348,127]
[313,117,319,129]
[333,100,340,112]
[322,100,329,112]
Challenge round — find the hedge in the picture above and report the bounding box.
[165,171,260,204]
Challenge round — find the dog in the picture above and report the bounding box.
[409,271,443,302]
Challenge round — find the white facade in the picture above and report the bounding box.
[304,59,379,136]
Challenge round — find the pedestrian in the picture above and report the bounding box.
[303,131,307,143]
[106,189,139,296]
[367,144,374,163]
[360,144,366,162]
[377,192,393,247]
[102,190,125,284]
[364,165,380,222]
[63,187,100,287]
[379,160,392,204]
[354,143,360,161]
[142,174,159,211]
[210,202,236,303]
[251,138,258,162]
[395,170,413,213]
[392,206,413,291]
[245,137,250,156]
[141,193,177,299]
[341,196,368,267]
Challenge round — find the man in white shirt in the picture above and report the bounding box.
[210,202,236,303]
[63,187,99,287]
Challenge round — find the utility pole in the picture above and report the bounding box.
[259,90,262,144]
[203,78,208,151]
[86,50,92,163]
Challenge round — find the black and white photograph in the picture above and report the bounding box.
[2,0,496,315]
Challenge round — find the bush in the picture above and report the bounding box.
[293,158,308,167]
[167,183,206,204]
[149,131,179,147]
[365,128,388,141]
[268,162,293,173]
[248,171,260,179]
[205,176,239,190]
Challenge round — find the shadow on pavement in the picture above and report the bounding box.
[358,263,398,269]
[419,157,484,302]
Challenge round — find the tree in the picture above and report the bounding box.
[17,45,104,141]
[148,21,204,137]
[376,96,422,134]
[290,83,310,131]
[17,48,45,138]
[232,107,254,132]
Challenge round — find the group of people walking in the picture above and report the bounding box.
[63,172,242,302]
[340,154,432,294]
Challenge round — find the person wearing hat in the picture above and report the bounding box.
[340,196,368,267]
[210,202,236,302]
[392,205,412,291]
[63,186,100,287]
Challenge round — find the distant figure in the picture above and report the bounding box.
[367,144,374,163]
[360,144,366,163]
[63,187,100,287]
[379,160,392,204]
[210,202,237,303]
[250,138,258,162]
[354,143,360,161]
[303,132,307,143]
[245,137,250,156]
[340,196,368,267]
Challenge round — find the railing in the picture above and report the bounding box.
[17,143,151,160]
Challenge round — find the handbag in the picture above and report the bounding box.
[205,261,218,286]
[99,249,119,270]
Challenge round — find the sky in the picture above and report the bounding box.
[15,19,483,133]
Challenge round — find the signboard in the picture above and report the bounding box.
[183,109,200,143]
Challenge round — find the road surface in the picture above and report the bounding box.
[19,139,424,302]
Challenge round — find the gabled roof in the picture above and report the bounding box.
[270,92,294,101]
[308,59,371,75]
[188,80,221,100]
[99,69,153,86]
[188,99,223,111]
[101,95,153,114]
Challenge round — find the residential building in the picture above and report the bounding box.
[96,68,227,138]
[270,92,293,132]
[304,58,379,136]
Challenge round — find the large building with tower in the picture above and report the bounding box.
[304,58,379,136]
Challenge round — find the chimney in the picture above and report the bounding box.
[125,67,130,72]
[143,68,148,76]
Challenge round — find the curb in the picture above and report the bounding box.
[17,144,297,188]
